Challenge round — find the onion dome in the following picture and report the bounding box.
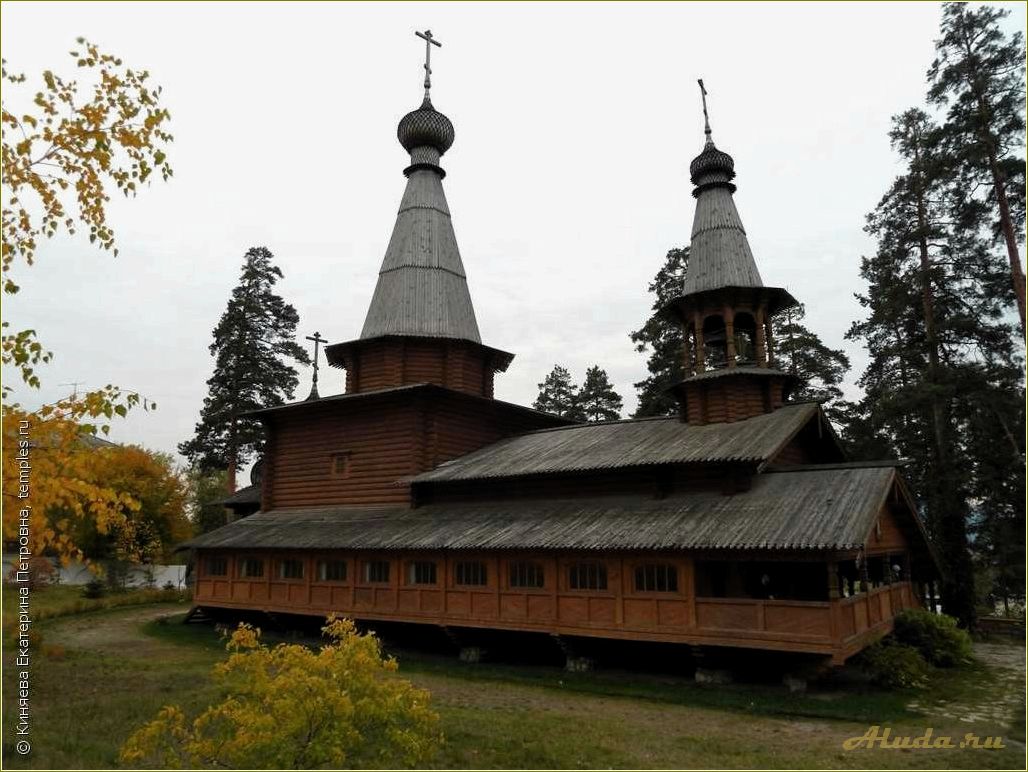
[689,139,735,185]
[398,96,455,156]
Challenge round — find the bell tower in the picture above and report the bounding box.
[326,30,514,397]
[666,82,798,425]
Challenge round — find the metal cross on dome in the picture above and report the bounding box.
[305,331,328,401]
[416,29,442,98]
[698,78,713,142]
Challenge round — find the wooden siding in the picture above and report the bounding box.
[194,549,916,662]
[343,338,494,397]
[263,390,567,510]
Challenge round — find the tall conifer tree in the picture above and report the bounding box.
[577,365,624,422]
[630,248,688,417]
[772,304,850,416]
[533,365,583,420]
[928,1,1027,336]
[179,247,310,492]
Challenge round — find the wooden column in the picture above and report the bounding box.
[827,561,841,642]
[763,315,774,365]
[693,314,705,371]
[724,306,737,367]
[682,325,694,376]
[755,306,768,366]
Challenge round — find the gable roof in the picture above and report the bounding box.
[183,465,897,553]
[412,402,821,483]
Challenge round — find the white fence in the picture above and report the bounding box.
[2,553,187,588]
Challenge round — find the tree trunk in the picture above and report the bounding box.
[226,411,238,494]
[985,147,1026,339]
[912,138,977,629]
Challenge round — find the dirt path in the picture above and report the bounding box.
[44,603,192,658]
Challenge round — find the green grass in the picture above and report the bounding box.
[2,583,191,624]
[3,592,1025,770]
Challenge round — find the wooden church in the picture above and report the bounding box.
[186,35,938,667]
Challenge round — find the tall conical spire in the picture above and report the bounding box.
[359,30,481,344]
[682,80,765,296]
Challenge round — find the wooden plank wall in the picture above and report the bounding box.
[191,549,903,658]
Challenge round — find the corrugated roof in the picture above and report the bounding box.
[412,402,819,483]
[360,168,482,343]
[182,466,895,553]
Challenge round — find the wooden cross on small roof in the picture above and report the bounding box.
[305,331,328,401]
[416,29,442,98]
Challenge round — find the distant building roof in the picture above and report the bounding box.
[212,484,261,507]
[183,465,898,553]
[412,402,820,483]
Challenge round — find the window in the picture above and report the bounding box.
[239,558,264,578]
[317,559,347,582]
[331,451,351,478]
[364,560,390,584]
[568,562,607,591]
[634,564,678,593]
[205,556,227,577]
[278,559,304,580]
[407,561,437,585]
[509,561,545,589]
[455,561,487,587]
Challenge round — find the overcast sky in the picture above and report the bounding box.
[3,1,1025,467]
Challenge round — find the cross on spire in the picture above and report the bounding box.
[698,78,713,145]
[305,331,328,401]
[415,29,442,100]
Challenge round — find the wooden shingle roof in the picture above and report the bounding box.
[183,466,899,553]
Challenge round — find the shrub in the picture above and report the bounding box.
[120,616,442,769]
[858,639,931,689]
[81,579,106,599]
[893,609,973,667]
[5,556,57,589]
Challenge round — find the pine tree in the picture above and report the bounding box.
[630,247,688,417]
[847,108,1023,627]
[928,1,1027,336]
[179,247,310,492]
[533,365,583,420]
[577,365,624,422]
[771,303,850,415]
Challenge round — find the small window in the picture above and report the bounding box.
[407,561,437,586]
[568,562,607,591]
[205,556,227,577]
[364,560,390,584]
[278,559,304,580]
[331,451,352,478]
[509,561,545,589]
[455,561,487,587]
[635,564,678,593]
[317,559,347,582]
[239,558,264,579]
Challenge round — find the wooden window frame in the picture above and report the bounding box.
[632,562,679,594]
[508,560,546,591]
[454,560,488,588]
[315,559,348,584]
[238,557,264,579]
[330,451,352,479]
[277,557,305,582]
[566,561,609,592]
[204,556,228,577]
[363,559,391,585]
[406,560,438,586]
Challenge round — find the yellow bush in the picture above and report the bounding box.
[119,616,442,769]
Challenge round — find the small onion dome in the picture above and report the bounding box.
[397,97,455,155]
[689,140,735,185]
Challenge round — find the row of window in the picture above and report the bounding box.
[207,556,681,593]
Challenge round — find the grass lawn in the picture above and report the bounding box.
[2,589,1025,769]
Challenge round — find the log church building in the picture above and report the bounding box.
[186,33,938,668]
